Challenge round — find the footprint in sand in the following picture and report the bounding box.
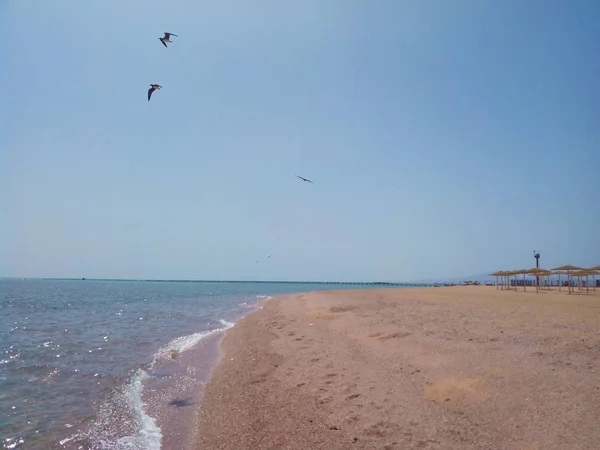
[378,332,412,341]
[319,395,333,404]
[346,414,361,423]
[363,421,396,438]
[416,440,441,448]
[329,306,356,313]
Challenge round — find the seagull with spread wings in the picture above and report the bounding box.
[296,175,313,184]
[159,32,178,48]
[148,84,162,101]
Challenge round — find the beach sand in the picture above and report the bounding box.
[194,286,600,450]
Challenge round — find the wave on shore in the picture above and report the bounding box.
[63,319,235,449]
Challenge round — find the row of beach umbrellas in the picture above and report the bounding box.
[489,265,600,294]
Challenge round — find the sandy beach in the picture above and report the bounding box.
[194,286,600,450]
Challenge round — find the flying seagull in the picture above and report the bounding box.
[159,32,178,48]
[148,84,162,101]
[296,175,313,184]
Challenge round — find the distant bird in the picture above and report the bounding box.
[296,175,313,184]
[148,84,162,101]
[159,32,178,48]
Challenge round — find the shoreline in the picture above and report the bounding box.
[193,286,600,450]
[150,301,265,450]
[152,304,263,450]
[144,331,225,450]
[184,296,272,449]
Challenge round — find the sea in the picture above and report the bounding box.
[0,278,419,449]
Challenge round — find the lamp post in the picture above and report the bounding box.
[534,250,540,287]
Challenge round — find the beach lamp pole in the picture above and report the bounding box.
[534,251,540,286]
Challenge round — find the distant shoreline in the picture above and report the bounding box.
[5,277,435,287]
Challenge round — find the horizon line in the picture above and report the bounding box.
[1,276,440,286]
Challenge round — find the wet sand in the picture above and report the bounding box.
[144,332,222,450]
[194,286,600,450]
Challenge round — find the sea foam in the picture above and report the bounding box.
[64,319,235,449]
[154,319,235,361]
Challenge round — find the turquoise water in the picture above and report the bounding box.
[0,279,414,449]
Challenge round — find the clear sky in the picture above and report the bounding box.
[2,0,599,282]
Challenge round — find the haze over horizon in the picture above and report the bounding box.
[0,268,570,284]
[3,1,599,282]
[0,272,485,283]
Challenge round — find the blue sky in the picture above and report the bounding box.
[2,0,599,281]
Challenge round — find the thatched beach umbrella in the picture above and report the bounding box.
[496,271,511,290]
[504,270,515,290]
[583,270,598,292]
[501,270,512,289]
[489,271,504,289]
[531,267,552,290]
[542,269,552,289]
[494,271,505,289]
[539,268,552,290]
[518,269,530,290]
[522,268,539,292]
[573,269,600,293]
[511,269,528,291]
[517,268,530,292]
[526,268,552,293]
[587,266,600,291]
[593,269,600,291]
[489,271,498,288]
[551,265,584,294]
[552,270,567,292]
[572,270,589,293]
[501,270,512,290]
